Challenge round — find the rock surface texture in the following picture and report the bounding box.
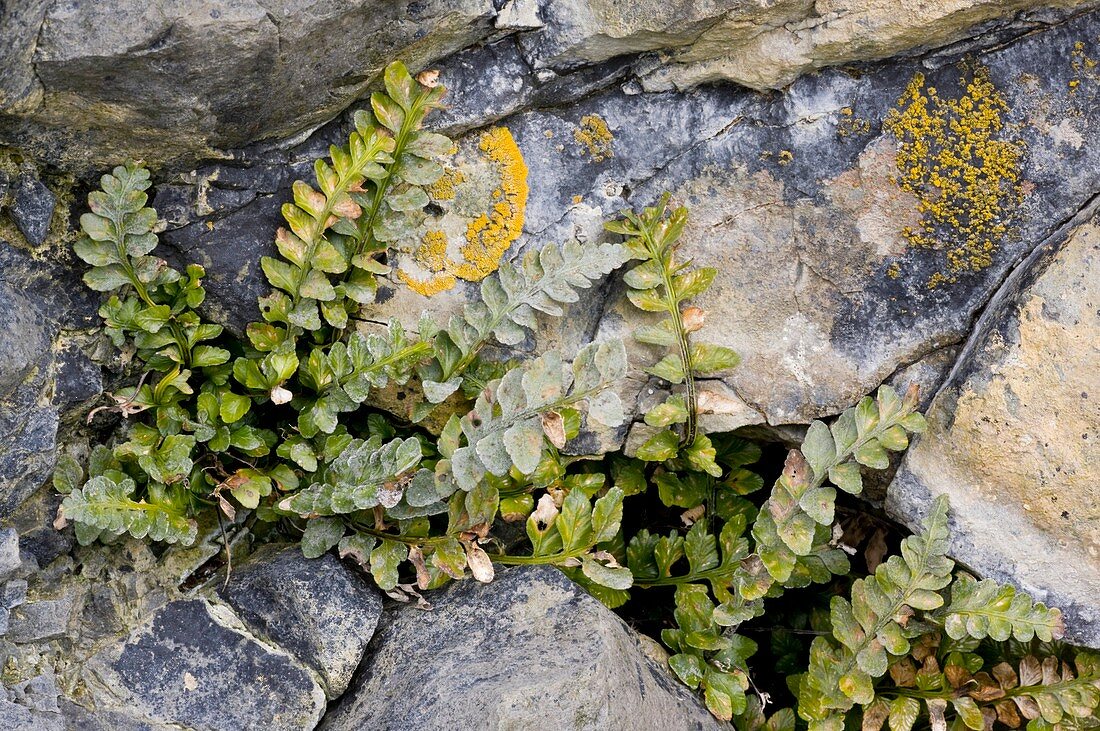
[322,565,727,730]
[889,209,1100,646]
[1,0,1100,727]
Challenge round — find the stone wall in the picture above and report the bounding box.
[2,1,1099,726]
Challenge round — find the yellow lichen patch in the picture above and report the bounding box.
[573,114,614,163]
[884,65,1025,287]
[886,262,901,279]
[396,126,528,297]
[836,106,871,138]
[777,150,794,166]
[1069,39,1099,92]
[425,168,465,201]
[453,126,528,281]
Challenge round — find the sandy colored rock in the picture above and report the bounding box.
[889,214,1100,646]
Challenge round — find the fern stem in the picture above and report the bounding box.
[637,222,697,447]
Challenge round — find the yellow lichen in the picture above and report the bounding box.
[397,126,528,297]
[887,262,902,279]
[426,168,466,201]
[777,150,794,166]
[884,65,1025,288]
[836,106,872,138]
[573,114,614,163]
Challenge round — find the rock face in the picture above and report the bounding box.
[322,565,727,730]
[85,599,327,731]
[1,1,497,172]
[217,544,383,698]
[2,0,1100,724]
[888,209,1100,647]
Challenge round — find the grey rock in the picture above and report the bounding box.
[322,566,726,730]
[10,172,55,246]
[888,207,1100,647]
[1,0,497,172]
[58,699,167,731]
[85,599,326,731]
[216,544,383,698]
[0,528,20,580]
[0,697,61,731]
[5,594,73,643]
[10,671,61,714]
[3,578,28,608]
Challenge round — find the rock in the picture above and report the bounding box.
[0,0,497,172]
[9,172,55,246]
[216,544,383,698]
[85,599,326,731]
[0,528,20,580]
[5,594,73,643]
[322,566,726,730]
[888,209,1100,647]
[639,1,1100,92]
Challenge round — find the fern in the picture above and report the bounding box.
[753,384,927,584]
[415,239,628,415]
[940,573,1066,643]
[278,436,422,516]
[59,473,197,545]
[796,495,1073,731]
[447,339,628,492]
[259,62,447,334]
[608,194,740,458]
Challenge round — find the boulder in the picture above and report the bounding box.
[85,599,327,731]
[216,544,383,698]
[0,0,497,172]
[888,209,1100,647]
[322,565,727,730]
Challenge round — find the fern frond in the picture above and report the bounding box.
[445,339,628,491]
[416,239,628,410]
[940,573,1065,643]
[258,62,447,334]
[278,436,422,516]
[798,495,954,726]
[609,194,740,451]
[753,384,927,583]
[60,474,197,545]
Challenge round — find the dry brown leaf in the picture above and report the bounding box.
[945,663,971,689]
[861,698,889,731]
[888,658,917,687]
[416,69,440,87]
[967,672,1005,701]
[681,505,705,527]
[995,700,1022,728]
[531,494,558,528]
[407,546,431,590]
[991,661,1018,689]
[1013,695,1041,721]
[927,699,948,731]
[864,527,889,573]
[540,411,567,449]
[681,306,706,332]
[464,541,495,583]
[53,507,68,530]
[1018,656,1041,686]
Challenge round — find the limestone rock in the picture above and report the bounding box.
[0,0,497,172]
[639,1,1100,92]
[888,211,1100,648]
[321,565,727,730]
[85,599,327,731]
[216,544,383,698]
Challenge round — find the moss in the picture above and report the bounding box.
[884,65,1025,288]
[573,114,614,163]
[398,126,528,297]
